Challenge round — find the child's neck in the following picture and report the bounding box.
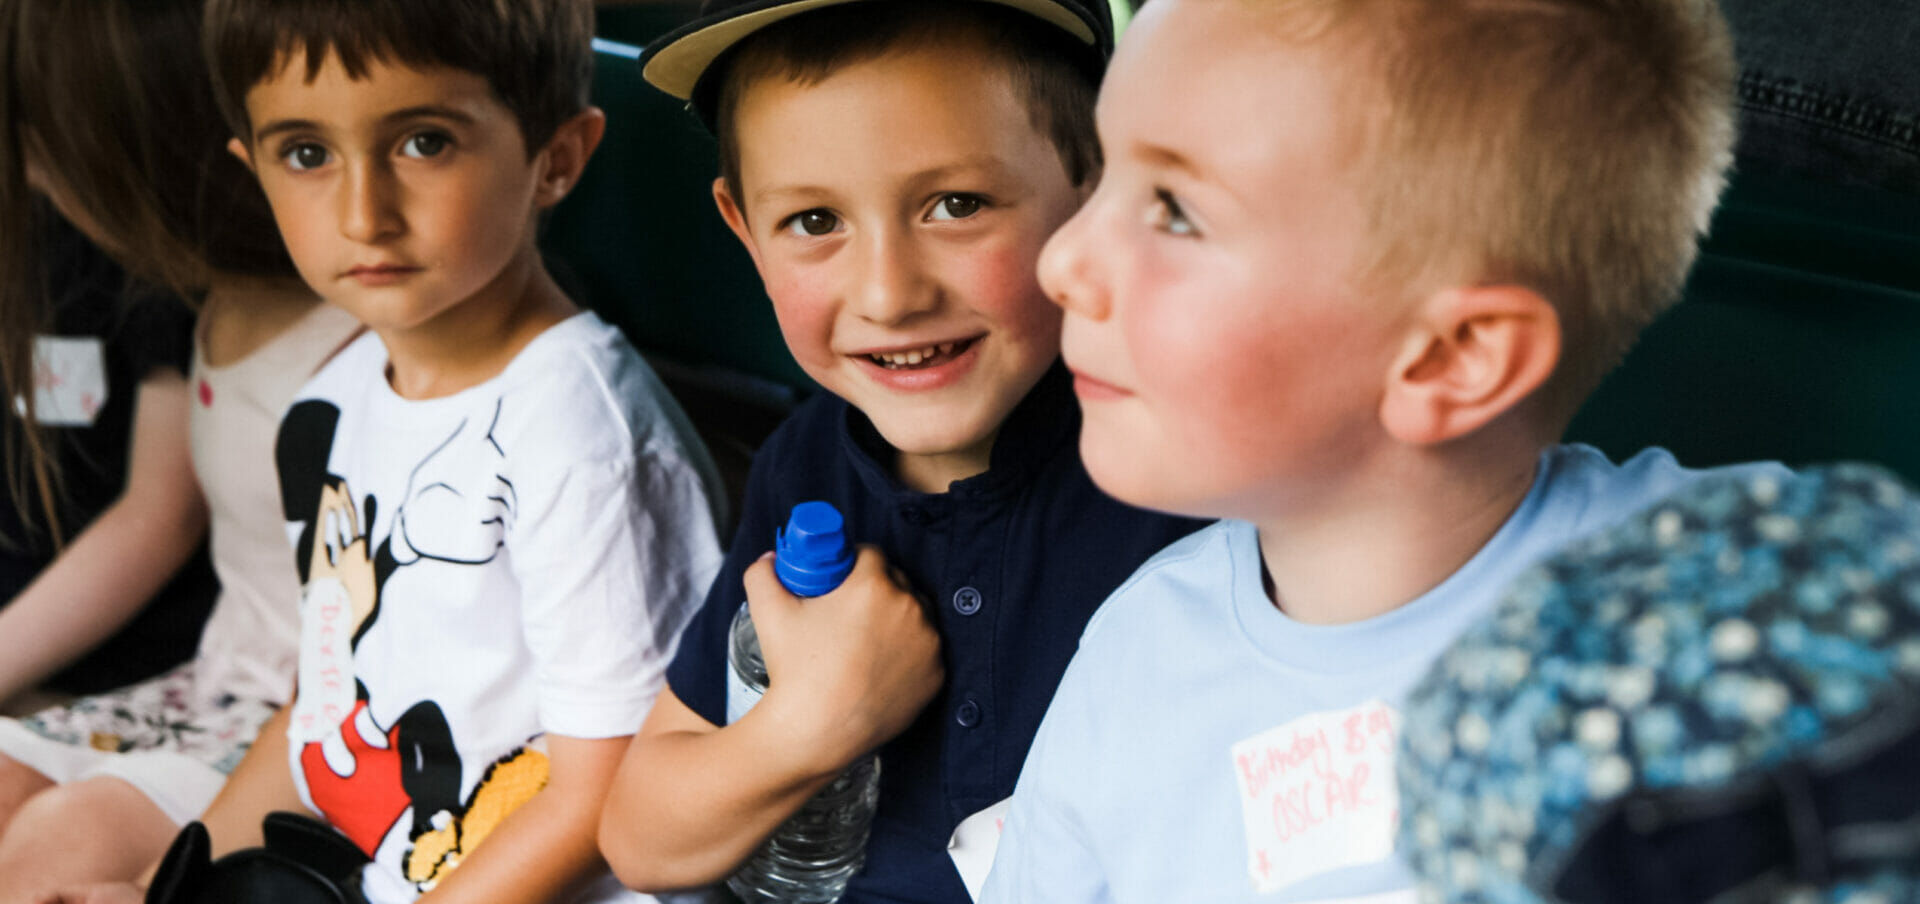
[377,245,578,401]
[894,431,996,495]
[1252,433,1544,626]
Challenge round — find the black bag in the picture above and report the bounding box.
[145,811,370,904]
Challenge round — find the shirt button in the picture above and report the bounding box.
[952,586,983,616]
[902,507,930,525]
[956,699,982,728]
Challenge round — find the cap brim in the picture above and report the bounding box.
[641,0,1101,100]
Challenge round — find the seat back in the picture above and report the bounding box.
[543,36,808,398]
[1567,174,1920,483]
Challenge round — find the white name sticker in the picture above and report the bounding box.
[21,336,108,426]
[948,796,1012,902]
[1300,892,1419,904]
[290,577,358,744]
[1230,700,1402,894]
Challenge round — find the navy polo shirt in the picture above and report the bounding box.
[665,363,1207,903]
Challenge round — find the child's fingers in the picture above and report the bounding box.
[847,545,905,588]
[740,551,795,625]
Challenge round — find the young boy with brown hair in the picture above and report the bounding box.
[47,2,724,902]
[983,0,1788,901]
[598,2,1202,901]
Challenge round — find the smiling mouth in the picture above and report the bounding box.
[865,338,977,370]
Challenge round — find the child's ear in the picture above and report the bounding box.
[1378,285,1561,446]
[532,107,607,207]
[711,177,767,276]
[227,137,256,172]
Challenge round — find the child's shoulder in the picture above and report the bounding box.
[487,312,697,461]
[738,390,863,497]
[758,388,852,458]
[298,327,388,400]
[1530,444,1793,542]
[1077,519,1247,645]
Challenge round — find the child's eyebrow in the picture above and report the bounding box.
[900,157,1012,193]
[751,184,833,208]
[377,104,480,127]
[1134,143,1206,182]
[253,118,325,144]
[252,105,478,145]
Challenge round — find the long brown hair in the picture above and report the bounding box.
[0,0,294,550]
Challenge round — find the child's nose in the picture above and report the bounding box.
[338,163,404,244]
[849,227,938,324]
[1038,205,1105,319]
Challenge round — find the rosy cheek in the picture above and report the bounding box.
[966,240,1063,341]
[764,273,839,365]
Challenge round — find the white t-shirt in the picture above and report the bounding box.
[982,446,1789,904]
[276,312,722,903]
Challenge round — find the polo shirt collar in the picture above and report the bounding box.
[840,360,1077,502]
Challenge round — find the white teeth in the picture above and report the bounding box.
[871,344,951,367]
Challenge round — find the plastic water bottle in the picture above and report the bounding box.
[726,501,880,904]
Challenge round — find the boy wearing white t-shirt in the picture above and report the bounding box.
[49,2,723,902]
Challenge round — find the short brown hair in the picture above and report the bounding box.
[204,0,596,155]
[1253,0,1736,416]
[711,1,1103,207]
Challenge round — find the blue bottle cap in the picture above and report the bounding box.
[775,501,855,597]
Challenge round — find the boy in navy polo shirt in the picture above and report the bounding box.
[598,2,1203,901]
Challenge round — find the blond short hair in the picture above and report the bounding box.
[1248,0,1736,416]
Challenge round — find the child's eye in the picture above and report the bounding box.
[283,143,330,172]
[1152,188,1198,237]
[928,193,986,221]
[400,133,450,159]
[781,209,841,238]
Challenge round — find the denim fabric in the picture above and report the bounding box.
[1722,0,1920,194]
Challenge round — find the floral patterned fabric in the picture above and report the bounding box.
[9,662,276,777]
[1399,464,1920,903]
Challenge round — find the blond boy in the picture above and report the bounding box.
[985,1,1787,901]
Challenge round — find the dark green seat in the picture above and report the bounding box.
[542,25,812,523]
[544,36,806,395]
[1567,173,1920,483]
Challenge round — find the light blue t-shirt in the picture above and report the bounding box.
[982,445,1789,904]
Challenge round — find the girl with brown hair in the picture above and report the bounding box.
[0,0,358,895]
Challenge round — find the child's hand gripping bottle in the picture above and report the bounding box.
[726,501,879,903]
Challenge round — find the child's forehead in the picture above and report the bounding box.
[733,46,1042,167]
[245,47,498,119]
[1111,15,1342,152]
[737,36,1024,118]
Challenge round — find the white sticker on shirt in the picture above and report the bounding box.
[1230,699,1402,894]
[21,336,107,426]
[290,576,358,744]
[948,796,1011,902]
[1297,891,1419,904]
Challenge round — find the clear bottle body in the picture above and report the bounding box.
[726,602,882,904]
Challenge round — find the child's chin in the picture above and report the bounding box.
[874,419,991,458]
[1081,440,1187,513]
